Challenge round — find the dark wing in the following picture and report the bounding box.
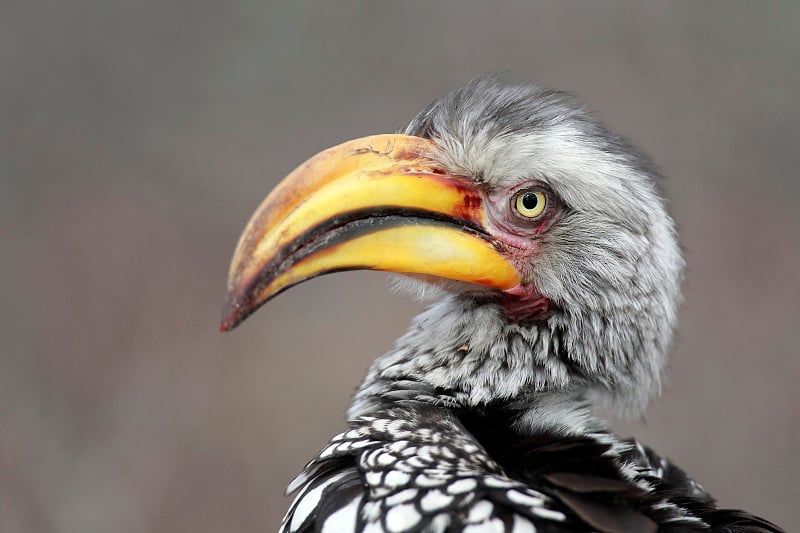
[459,407,786,533]
[621,440,785,533]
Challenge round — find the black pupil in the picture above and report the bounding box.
[522,192,539,210]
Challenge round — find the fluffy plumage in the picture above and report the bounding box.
[277,79,782,532]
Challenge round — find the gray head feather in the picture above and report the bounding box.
[349,78,684,430]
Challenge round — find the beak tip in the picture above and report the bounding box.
[219,293,247,332]
[219,309,238,333]
[220,266,275,332]
[219,316,236,333]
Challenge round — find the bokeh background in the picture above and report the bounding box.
[2,2,798,531]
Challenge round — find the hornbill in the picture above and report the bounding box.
[220,79,784,532]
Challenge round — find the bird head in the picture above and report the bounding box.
[221,79,684,422]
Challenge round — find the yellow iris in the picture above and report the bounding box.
[514,190,547,218]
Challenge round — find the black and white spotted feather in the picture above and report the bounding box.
[281,404,781,532]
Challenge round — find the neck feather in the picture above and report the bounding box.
[347,294,609,435]
[348,272,674,434]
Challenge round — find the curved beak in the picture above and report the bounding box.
[220,134,521,331]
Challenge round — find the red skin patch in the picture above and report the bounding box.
[501,284,553,323]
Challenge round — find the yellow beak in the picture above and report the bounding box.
[220,134,521,331]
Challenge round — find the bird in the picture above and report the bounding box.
[220,78,784,533]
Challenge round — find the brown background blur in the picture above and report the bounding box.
[2,2,798,532]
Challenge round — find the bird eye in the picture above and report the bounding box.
[513,190,547,219]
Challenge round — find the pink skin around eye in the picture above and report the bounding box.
[482,183,560,322]
[483,184,559,250]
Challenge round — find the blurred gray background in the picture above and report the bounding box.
[2,2,798,532]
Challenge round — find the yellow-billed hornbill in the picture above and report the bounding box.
[221,79,784,533]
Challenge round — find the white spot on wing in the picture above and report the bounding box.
[511,514,537,533]
[405,456,428,469]
[440,447,456,459]
[417,446,435,462]
[319,444,336,459]
[373,419,390,433]
[385,503,421,532]
[530,506,566,522]
[384,470,411,487]
[419,490,454,512]
[446,477,478,494]
[365,471,383,486]
[290,472,348,531]
[400,446,418,457]
[345,429,362,440]
[286,470,312,495]
[483,476,517,489]
[377,452,396,466]
[415,474,446,487]
[387,419,409,436]
[384,488,418,507]
[430,513,451,531]
[387,440,409,453]
[505,489,544,508]
[466,500,494,523]
[321,494,362,533]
